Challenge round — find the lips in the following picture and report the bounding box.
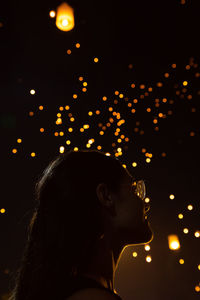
[143,204,151,218]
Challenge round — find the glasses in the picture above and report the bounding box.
[132,179,146,200]
[121,179,146,200]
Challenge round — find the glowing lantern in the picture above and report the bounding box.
[168,234,180,250]
[56,2,75,32]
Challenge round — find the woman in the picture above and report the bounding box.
[8,149,154,300]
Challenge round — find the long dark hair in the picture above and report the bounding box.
[8,149,127,300]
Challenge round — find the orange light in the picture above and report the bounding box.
[56,2,75,32]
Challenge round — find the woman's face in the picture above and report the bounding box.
[110,169,154,247]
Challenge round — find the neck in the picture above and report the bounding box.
[77,232,119,292]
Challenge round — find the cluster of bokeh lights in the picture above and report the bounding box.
[1,0,200,295]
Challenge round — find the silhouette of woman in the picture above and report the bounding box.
[8,149,153,300]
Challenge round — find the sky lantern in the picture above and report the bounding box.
[168,234,181,250]
[56,2,75,32]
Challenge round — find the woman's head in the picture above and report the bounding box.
[9,149,153,300]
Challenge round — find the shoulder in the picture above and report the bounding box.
[65,287,121,300]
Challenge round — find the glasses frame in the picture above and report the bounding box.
[121,179,146,200]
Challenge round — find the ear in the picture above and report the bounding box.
[96,183,116,217]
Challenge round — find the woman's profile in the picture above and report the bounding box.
[8,149,154,300]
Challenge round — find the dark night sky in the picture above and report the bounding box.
[0,0,200,299]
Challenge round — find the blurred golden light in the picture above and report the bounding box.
[56,2,75,32]
[30,89,35,95]
[49,10,56,18]
[178,214,183,219]
[59,146,65,153]
[146,158,151,163]
[179,259,184,264]
[183,81,188,86]
[145,197,150,203]
[132,162,137,167]
[168,235,180,250]
[145,245,150,251]
[75,43,80,48]
[132,252,137,257]
[0,208,6,213]
[131,83,135,88]
[195,286,200,292]
[194,231,200,238]
[190,131,195,136]
[146,256,152,263]
[94,57,99,63]
[169,194,175,200]
[187,205,193,210]
[183,228,189,234]
[12,149,17,153]
[83,82,87,86]
[172,63,176,68]
[73,94,78,99]
[17,139,22,143]
[56,118,62,125]
[31,152,36,157]
[83,124,89,129]
[66,140,71,145]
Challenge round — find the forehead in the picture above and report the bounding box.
[122,168,134,183]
